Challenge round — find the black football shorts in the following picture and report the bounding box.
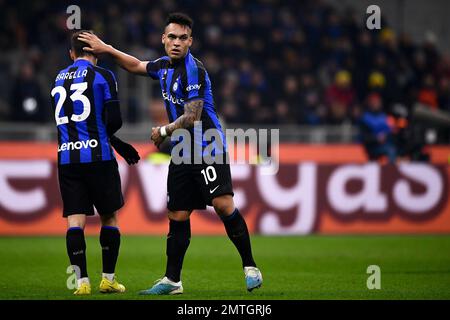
[57,159,124,217]
[167,156,234,211]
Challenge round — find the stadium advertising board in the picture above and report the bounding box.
[0,143,449,235]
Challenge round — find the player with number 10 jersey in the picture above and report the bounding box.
[77,13,262,295]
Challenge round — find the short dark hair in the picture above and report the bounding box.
[165,12,193,30]
[70,29,95,57]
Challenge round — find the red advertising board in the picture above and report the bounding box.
[0,142,449,235]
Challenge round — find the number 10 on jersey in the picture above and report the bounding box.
[201,166,217,185]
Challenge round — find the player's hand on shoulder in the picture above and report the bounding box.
[111,137,140,165]
[77,32,111,55]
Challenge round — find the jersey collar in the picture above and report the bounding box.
[72,58,93,67]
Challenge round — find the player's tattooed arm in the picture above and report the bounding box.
[150,99,203,147]
[166,99,203,135]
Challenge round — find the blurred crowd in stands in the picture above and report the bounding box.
[0,0,449,151]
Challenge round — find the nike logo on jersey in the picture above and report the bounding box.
[209,185,220,194]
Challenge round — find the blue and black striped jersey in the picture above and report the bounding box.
[146,50,227,156]
[51,59,118,165]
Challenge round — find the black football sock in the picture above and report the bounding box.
[165,219,191,283]
[66,227,88,279]
[221,208,257,268]
[100,226,121,275]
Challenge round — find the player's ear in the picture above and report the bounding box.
[161,33,165,45]
[69,49,75,61]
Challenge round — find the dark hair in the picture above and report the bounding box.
[70,29,95,57]
[165,12,193,30]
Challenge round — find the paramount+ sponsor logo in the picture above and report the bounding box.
[162,91,184,105]
[58,139,98,152]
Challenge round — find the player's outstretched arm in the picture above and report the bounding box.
[77,32,148,75]
[150,99,203,147]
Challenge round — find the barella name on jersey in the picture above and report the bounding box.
[58,139,98,152]
[55,69,88,82]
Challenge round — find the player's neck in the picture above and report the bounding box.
[170,55,187,66]
[74,56,97,65]
[170,58,181,66]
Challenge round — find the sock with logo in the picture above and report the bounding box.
[165,219,191,283]
[100,226,121,277]
[66,227,88,279]
[221,208,256,268]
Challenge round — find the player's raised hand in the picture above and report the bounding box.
[151,127,165,148]
[77,32,111,55]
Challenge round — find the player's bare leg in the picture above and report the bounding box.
[67,214,86,229]
[66,214,90,294]
[213,195,263,291]
[98,212,125,293]
[100,212,118,227]
[139,210,191,295]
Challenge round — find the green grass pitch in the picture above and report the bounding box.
[0,235,449,300]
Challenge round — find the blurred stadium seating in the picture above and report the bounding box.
[0,0,449,145]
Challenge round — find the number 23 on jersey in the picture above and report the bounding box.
[51,82,90,126]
